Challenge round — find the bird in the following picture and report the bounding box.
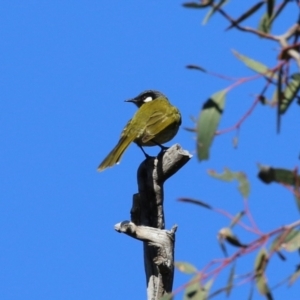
[97,90,181,171]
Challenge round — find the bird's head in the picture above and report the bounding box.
[125,90,167,108]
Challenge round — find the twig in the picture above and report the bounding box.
[216,62,285,135]
[213,207,261,235]
[243,198,263,235]
[213,5,277,41]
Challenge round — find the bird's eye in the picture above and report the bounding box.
[143,96,153,102]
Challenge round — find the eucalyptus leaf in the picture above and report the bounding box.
[208,168,250,198]
[202,0,229,25]
[159,293,173,300]
[197,90,226,161]
[254,249,273,299]
[175,261,198,274]
[229,211,245,228]
[255,248,268,275]
[183,1,212,8]
[280,73,300,114]
[289,265,300,286]
[281,230,300,252]
[226,2,264,30]
[258,13,272,33]
[257,165,300,185]
[267,0,275,17]
[178,198,213,210]
[232,50,275,78]
[184,275,202,300]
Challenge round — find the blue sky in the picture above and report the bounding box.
[0,1,299,299]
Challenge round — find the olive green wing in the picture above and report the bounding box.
[141,110,176,143]
[120,118,132,137]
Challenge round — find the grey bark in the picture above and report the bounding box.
[115,144,192,299]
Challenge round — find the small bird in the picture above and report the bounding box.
[98,90,181,171]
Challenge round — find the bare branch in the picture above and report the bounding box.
[115,144,191,300]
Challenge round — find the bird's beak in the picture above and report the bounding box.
[125,97,137,103]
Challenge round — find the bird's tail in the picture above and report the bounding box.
[97,135,134,171]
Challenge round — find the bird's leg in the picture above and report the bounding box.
[153,141,169,152]
[137,144,151,159]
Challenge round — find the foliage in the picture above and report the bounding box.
[169,1,300,299]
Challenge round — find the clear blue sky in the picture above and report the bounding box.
[0,1,299,299]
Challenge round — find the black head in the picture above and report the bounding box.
[125,90,167,108]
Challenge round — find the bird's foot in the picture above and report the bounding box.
[144,153,152,160]
[153,141,169,153]
[157,144,169,154]
[159,145,169,151]
[137,144,151,159]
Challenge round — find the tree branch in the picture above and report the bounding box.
[115,144,192,299]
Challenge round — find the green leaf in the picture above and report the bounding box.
[258,13,272,34]
[279,73,300,114]
[184,275,202,300]
[258,165,300,211]
[204,278,214,292]
[226,2,264,30]
[190,278,213,300]
[267,0,275,18]
[175,261,198,274]
[275,168,299,185]
[289,265,300,286]
[232,50,275,78]
[259,95,266,105]
[281,229,300,252]
[255,248,268,275]
[208,168,250,198]
[197,90,226,161]
[202,0,229,25]
[271,0,288,23]
[229,211,245,228]
[257,165,300,185]
[186,65,207,72]
[183,1,212,9]
[294,185,300,212]
[254,249,273,300]
[269,89,278,106]
[208,286,229,298]
[200,278,214,299]
[255,275,273,300]
[178,198,213,210]
[208,168,235,181]
[236,172,250,198]
[218,227,247,248]
[276,66,283,133]
[226,263,235,296]
[159,293,173,300]
[270,228,293,252]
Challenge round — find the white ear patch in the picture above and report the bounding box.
[143,96,153,103]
